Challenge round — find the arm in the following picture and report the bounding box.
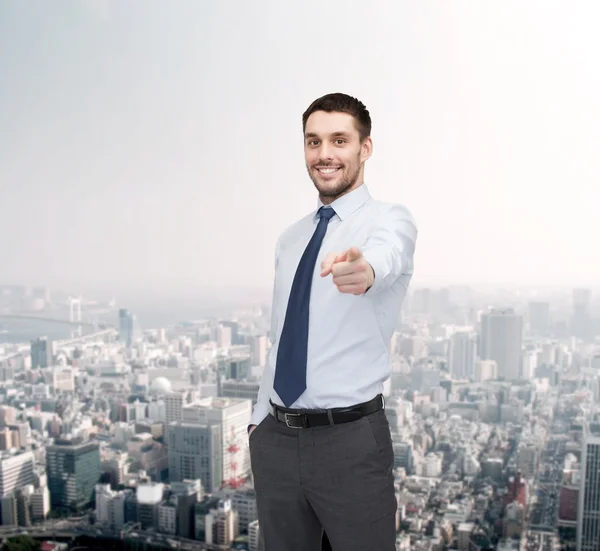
[362,204,417,296]
[248,236,281,431]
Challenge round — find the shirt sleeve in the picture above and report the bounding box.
[249,236,281,428]
[362,204,418,296]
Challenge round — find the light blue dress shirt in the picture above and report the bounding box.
[250,183,418,426]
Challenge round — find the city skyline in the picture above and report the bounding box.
[3,3,600,548]
[2,1,600,298]
[1,268,598,549]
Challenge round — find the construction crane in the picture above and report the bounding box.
[221,425,246,489]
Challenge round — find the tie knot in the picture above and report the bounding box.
[318,207,336,222]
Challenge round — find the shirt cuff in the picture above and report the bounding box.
[362,246,396,296]
[250,400,271,427]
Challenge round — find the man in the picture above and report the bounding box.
[248,92,418,550]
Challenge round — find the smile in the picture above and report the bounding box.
[316,167,341,174]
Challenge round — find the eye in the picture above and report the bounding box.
[335,139,346,145]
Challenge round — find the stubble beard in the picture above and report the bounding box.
[308,156,362,202]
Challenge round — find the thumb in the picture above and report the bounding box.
[345,247,363,262]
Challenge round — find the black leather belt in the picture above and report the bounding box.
[269,394,385,429]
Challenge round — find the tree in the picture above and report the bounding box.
[2,536,41,551]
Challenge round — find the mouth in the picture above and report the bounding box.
[315,166,341,175]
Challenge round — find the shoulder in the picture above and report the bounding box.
[275,211,316,250]
[367,198,418,234]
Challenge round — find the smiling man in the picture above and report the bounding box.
[248,93,418,550]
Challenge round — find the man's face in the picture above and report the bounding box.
[304,111,372,203]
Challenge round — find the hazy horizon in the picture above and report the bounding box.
[2,1,599,298]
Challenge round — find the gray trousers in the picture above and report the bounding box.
[249,408,397,550]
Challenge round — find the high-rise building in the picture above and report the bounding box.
[30,337,53,369]
[30,486,50,521]
[158,497,177,534]
[250,335,267,367]
[0,406,17,427]
[46,438,100,510]
[516,442,537,479]
[181,397,252,489]
[136,482,164,530]
[231,488,258,532]
[410,288,431,315]
[479,308,523,381]
[228,356,251,380]
[195,496,220,541]
[219,321,242,345]
[95,483,128,529]
[205,498,239,546]
[577,423,600,550]
[170,480,202,539]
[119,308,133,347]
[1,494,18,525]
[248,519,260,551]
[168,422,222,493]
[474,360,497,383]
[219,379,260,405]
[218,325,232,348]
[164,390,200,425]
[448,332,477,380]
[393,442,414,474]
[572,288,593,341]
[410,364,440,394]
[118,308,140,347]
[0,451,35,498]
[528,301,550,335]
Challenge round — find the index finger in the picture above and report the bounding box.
[320,251,345,276]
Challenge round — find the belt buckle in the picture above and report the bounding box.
[284,412,305,428]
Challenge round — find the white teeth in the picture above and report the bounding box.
[318,168,339,174]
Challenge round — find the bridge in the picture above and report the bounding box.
[0,313,98,327]
[0,310,116,345]
[0,329,119,367]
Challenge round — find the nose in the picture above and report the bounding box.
[318,143,334,161]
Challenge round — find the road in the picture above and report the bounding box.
[0,522,233,551]
[528,426,567,533]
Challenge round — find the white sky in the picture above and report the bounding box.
[1,0,599,301]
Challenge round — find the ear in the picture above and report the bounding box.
[360,136,373,163]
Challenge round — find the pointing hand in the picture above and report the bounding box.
[320,247,374,295]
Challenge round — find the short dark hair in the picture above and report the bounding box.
[302,93,371,142]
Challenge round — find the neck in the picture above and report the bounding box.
[319,179,363,205]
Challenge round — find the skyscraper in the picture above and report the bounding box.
[30,337,53,369]
[118,308,140,347]
[577,423,600,551]
[479,308,523,381]
[572,288,592,341]
[46,438,101,510]
[181,397,252,489]
[0,451,35,498]
[528,301,550,335]
[448,332,477,380]
[168,422,222,493]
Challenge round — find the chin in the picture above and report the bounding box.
[316,183,343,197]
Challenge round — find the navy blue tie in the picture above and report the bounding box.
[273,206,337,406]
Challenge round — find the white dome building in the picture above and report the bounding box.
[149,376,172,395]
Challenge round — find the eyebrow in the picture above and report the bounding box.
[305,131,351,139]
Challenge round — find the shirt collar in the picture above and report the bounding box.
[313,183,371,221]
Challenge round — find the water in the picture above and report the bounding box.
[0,299,246,345]
[0,320,71,345]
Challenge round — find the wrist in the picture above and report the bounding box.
[366,263,375,291]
